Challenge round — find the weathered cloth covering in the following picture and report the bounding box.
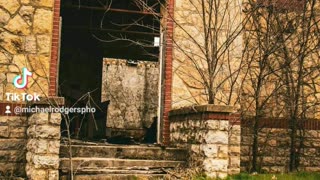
[101,58,159,139]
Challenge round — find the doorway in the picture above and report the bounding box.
[58,0,163,143]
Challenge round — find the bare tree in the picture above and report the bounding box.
[272,0,320,171]
[242,0,320,172]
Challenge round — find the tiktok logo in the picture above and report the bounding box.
[13,68,32,89]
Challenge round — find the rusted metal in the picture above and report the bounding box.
[64,26,160,36]
[63,5,161,16]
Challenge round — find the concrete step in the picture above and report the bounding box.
[61,168,166,174]
[60,145,187,161]
[60,158,186,172]
[60,174,169,180]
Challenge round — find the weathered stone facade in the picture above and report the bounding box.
[26,112,61,180]
[0,98,62,179]
[169,105,241,178]
[102,59,159,140]
[172,0,243,108]
[0,0,54,99]
[0,114,27,177]
[241,124,320,173]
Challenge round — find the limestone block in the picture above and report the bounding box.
[28,113,49,125]
[0,139,25,150]
[0,0,20,14]
[0,73,5,83]
[9,65,19,72]
[270,166,285,173]
[24,35,37,53]
[28,76,49,95]
[204,130,228,144]
[27,125,60,139]
[218,145,228,158]
[49,113,61,125]
[21,0,30,4]
[228,168,241,175]
[267,139,277,147]
[48,170,59,180]
[8,115,28,129]
[34,0,54,8]
[0,65,8,74]
[312,141,320,147]
[10,126,27,138]
[190,144,201,155]
[229,157,240,168]
[0,32,23,54]
[4,15,30,35]
[33,154,59,169]
[205,120,220,130]
[0,150,25,162]
[230,125,241,133]
[37,35,51,54]
[304,148,316,156]
[262,156,276,166]
[229,145,241,156]
[26,165,48,179]
[48,140,60,154]
[0,8,10,25]
[28,54,49,77]
[0,51,11,63]
[229,134,241,145]
[219,120,229,131]
[33,9,53,34]
[27,139,48,153]
[12,54,30,70]
[203,158,228,172]
[200,144,218,158]
[0,126,9,138]
[19,6,35,25]
[306,130,318,137]
[275,157,288,166]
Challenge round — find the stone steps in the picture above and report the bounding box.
[60,174,168,180]
[59,144,187,179]
[61,168,166,174]
[60,145,187,161]
[60,158,185,170]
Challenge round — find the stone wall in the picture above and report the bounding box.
[102,58,159,140]
[0,98,63,179]
[26,112,61,179]
[0,0,54,99]
[0,114,27,177]
[241,119,320,173]
[172,0,243,108]
[169,105,240,179]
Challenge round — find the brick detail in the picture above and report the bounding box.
[49,0,61,96]
[162,0,175,145]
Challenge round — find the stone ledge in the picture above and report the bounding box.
[169,105,236,117]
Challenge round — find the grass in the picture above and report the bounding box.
[193,172,320,180]
[227,172,320,180]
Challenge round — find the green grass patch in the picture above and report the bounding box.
[227,172,320,180]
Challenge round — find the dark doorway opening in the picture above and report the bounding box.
[59,0,162,143]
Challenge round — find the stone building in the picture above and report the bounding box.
[0,0,319,179]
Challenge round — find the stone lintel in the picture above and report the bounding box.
[169,105,236,116]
